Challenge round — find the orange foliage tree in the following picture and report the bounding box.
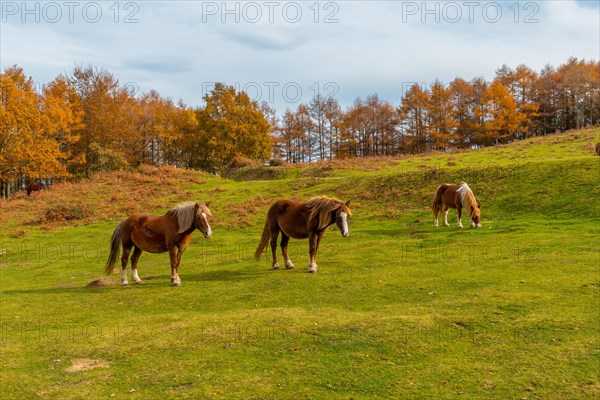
[0,66,69,196]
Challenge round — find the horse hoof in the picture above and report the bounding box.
[285,261,295,270]
[273,263,281,270]
[134,280,143,284]
[122,282,129,286]
[171,281,181,287]
[308,269,317,273]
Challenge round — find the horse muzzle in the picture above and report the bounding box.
[202,229,212,238]
[342,232,350,237]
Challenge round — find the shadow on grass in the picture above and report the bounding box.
[0,269,268,296]
[185,268,268,282]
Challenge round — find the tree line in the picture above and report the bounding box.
[0,67,272,197]
[274,58,598,161]
[1,57,598,197]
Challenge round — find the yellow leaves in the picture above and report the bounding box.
[0,66,70,181]
[480,81,527,143]
[197,83,273,171]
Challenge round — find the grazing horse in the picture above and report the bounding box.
[432,182,481,228]
[255,196,351,273]
[595,142,600,156]
[104,202,212,286]
[26,182,45,196]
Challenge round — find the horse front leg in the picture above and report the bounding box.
[308,233,318,273]
[456,206,463,228]
[169,246,182,286]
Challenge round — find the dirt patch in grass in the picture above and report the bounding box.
[66,358,110,372]
[85,277,119,288]
[169,383,192,391]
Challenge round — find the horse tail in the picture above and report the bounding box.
[105,220,125,275]
[254,218,271,261]
[432,185,444,215]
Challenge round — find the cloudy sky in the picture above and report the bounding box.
[1,0,598,112]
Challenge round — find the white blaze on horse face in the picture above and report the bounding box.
[201,212,212,238]
[339,211,349,237]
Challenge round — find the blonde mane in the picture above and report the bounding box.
[305,196,351,230]
[169,202,211,233]
[456,183,478,214]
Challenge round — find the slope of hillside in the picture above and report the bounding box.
[0,128,598,399]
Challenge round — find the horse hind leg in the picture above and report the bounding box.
[280,233,294,269]
[130,246,143,284]
[307,234,319,273]
[121,243,133,285]
[434,206,442,227]
[443,207,450,227]
[270,227,281,270]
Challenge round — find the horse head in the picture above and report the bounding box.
[194,202,213,238]
[470,205,482,228]
[335,200,352,237]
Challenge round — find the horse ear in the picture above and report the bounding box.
[194,203,200,211]
[471,205,474,212]
[205,201,210,208]
[345,200,351,207]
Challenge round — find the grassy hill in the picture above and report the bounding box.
[1,128,598,399]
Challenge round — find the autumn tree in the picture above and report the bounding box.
[554,58,600,131]
[41,75,85,170]
[0,66,69,197]
[399,85,430,153]
[67,66,139,174]
[428,81,457,150]
[323,97,343,159]
[194,83,273,172]
[495,64,540,137]
[448,78,477,148]
[276,108,306,163]
[476,81,526,145]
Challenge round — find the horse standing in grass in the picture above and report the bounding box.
[255,196,351,273]
[105,202,212,286]
[432,182,481,228]
[26,182,45,196]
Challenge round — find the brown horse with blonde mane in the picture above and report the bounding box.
[432,182,481,228]
[255,196,351,273]
[105,202,212,286]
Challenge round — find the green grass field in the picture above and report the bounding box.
[1,129,598,399]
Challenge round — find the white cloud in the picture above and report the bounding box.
[1,0,597,111]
